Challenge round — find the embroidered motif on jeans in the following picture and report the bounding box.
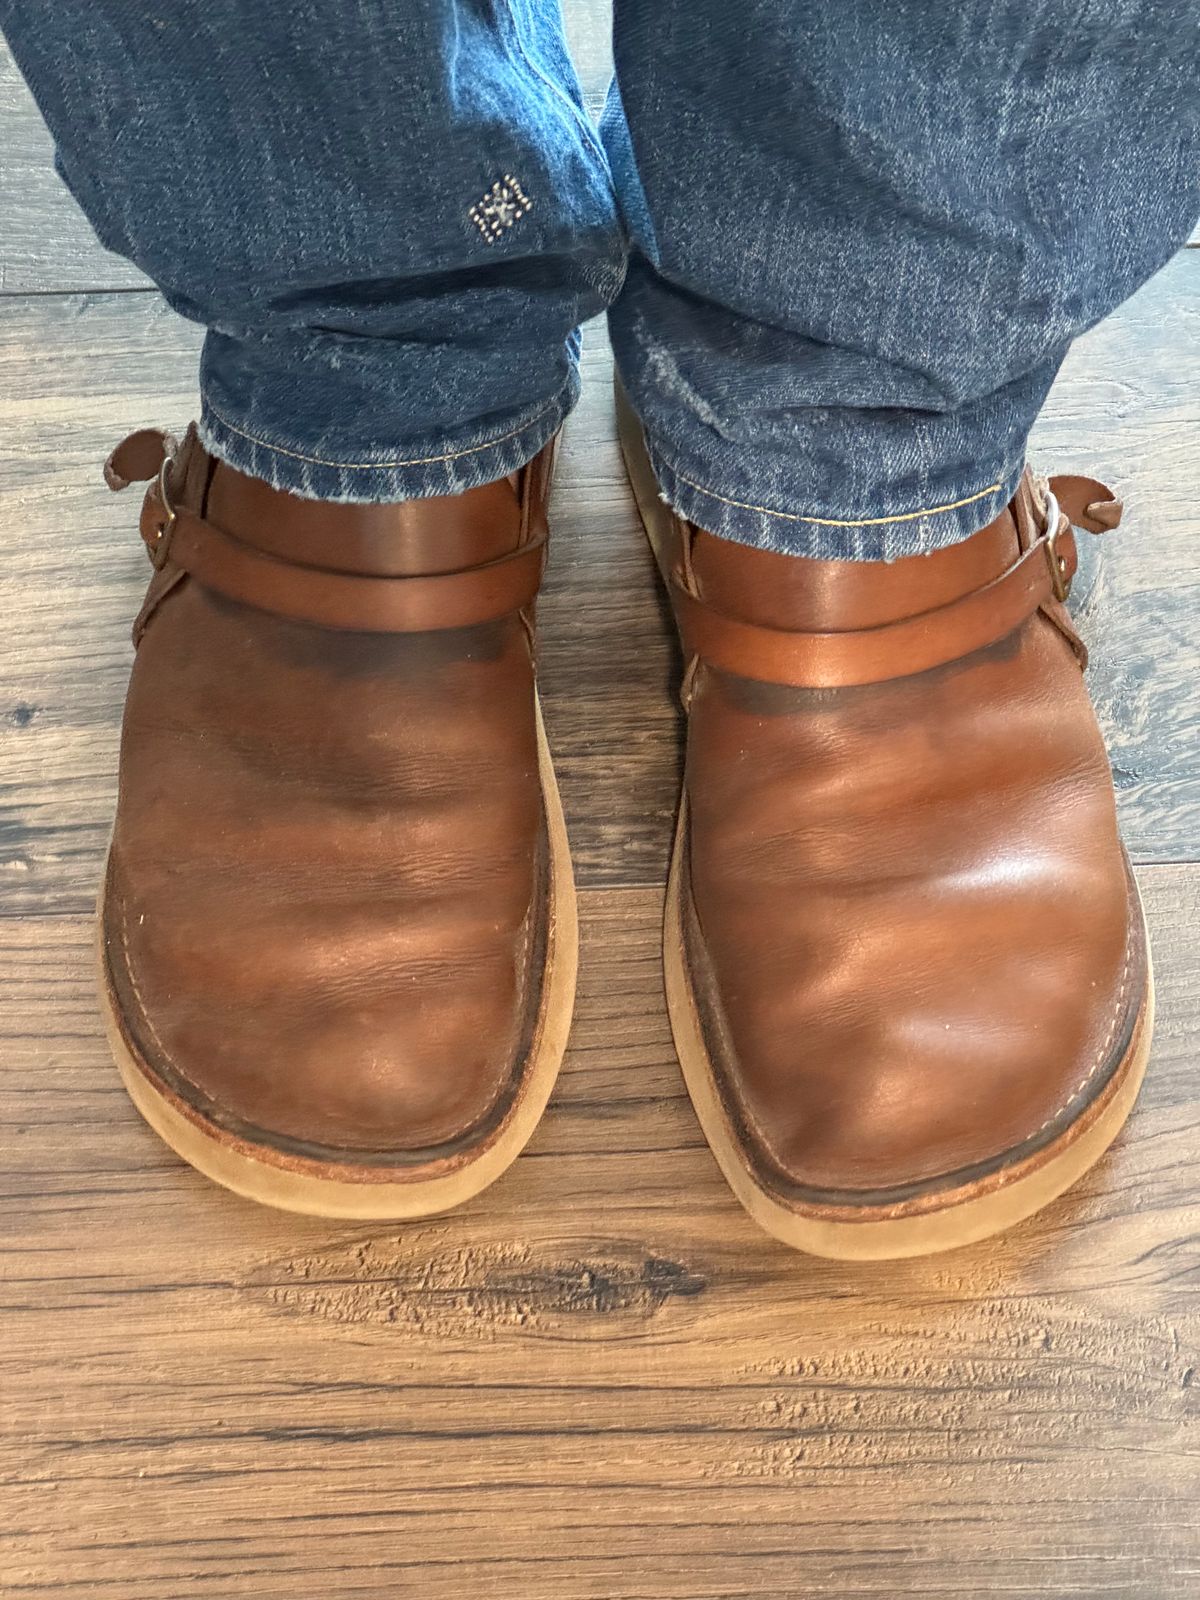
[469,175,533,243]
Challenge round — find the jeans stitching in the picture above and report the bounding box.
[663,461,1006,529]
[202,395,562,471]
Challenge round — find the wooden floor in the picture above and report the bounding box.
[2,12,1199,1597]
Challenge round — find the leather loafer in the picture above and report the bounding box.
[99,426,577,1217]
[619,383,1152,1259]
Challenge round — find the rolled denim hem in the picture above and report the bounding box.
[642,437,1028,562]
[197,374,579,504]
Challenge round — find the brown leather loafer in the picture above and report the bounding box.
[619,387,1152,1259]
[98,427,577,1217]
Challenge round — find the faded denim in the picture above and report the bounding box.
[3,0,1198,556]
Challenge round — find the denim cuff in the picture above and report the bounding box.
[642,434,1028,563]
[197,372,579,504]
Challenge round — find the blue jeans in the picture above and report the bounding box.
[3,1,1197,557]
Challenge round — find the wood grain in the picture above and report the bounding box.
[1030,251,1200,865]
[3,10,1199,1594]
[1,870,1198,1599]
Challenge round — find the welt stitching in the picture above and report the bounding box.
[664,464,1005,529]
[118,890,187,1084]
[203,396,560,472]
[684,865,797,1173]
[730,922,1136,1177]
[1031,932,1135,1137]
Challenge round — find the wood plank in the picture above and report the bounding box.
[0,7,611,297]
[2,253,1198,920]
[1030,251,1200,862]
[561,0,613,112]
[1,867,1198,1598]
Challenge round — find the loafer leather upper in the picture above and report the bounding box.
[670,472,1147,1201]
[102,428,556,1164]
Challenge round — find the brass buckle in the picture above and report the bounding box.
[1041,488,1070,602]
[149,449,178,570]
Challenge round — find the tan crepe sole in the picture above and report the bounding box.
[98,696,578,1219]
[616,376,1154,1259]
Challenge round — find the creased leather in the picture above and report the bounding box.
[102,427,555,1159]
[674,468,1145,1196]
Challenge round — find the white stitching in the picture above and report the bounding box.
[663,463,1005,529]
[714,918,1137,1179]
[202,395,560,472]
[118,888,187,1082]
[1031,932,1136,1137]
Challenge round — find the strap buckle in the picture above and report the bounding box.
[148,449,179,570]
[1040,488,1070,602]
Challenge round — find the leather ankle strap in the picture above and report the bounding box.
[669,474,1120,689]
[107,428,547,633]
[151,504,545,631]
